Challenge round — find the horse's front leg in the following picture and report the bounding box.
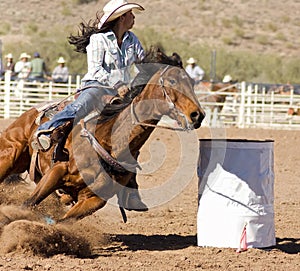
[60,171,118,221]
[61,194,107,221]
[23,162,68,207]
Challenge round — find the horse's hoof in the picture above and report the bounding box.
[44,216,56,225]
[125,194,148,212]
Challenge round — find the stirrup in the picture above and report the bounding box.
[38,134,51,151]
[32,128,55,151]
[31,134,51,151]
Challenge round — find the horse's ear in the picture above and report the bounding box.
[170,52,183,68]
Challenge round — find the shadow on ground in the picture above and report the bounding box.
[275,237,300,254]
[106,234,300,255]
[114,234,197,251]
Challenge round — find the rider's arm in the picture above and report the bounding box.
[84,33,112,85]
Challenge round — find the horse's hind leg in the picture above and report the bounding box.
[0,145,29,182]
[0,108,39,182]
[23,162,68,207]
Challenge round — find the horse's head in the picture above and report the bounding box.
[99,48,204,130]
[134,65,205,130]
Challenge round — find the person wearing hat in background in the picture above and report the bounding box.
[1,53,16,79]
[34,0,147,211]
[185,57,205,84]
[51,56,69,83]
[222,74,233,84]
[14,52,32,80]
[29,52,49,82]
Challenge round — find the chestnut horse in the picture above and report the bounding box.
[0,49,205,221]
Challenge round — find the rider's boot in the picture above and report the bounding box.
[32,120,73,152]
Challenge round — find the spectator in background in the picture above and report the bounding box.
[2,53,16,79]
[185,57,205,84]
[29,52,48,82]
[52,57,69,83]
[14,52,32,80]
[222,74,233,84]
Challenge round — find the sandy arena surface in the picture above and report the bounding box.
[0,118,299,271]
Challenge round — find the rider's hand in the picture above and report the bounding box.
[117,84,129,98]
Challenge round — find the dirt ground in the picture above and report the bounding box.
[0,119,299,271]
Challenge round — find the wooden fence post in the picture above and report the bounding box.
[246,84,252,126]
[238,81,246,128]
[76,75,81,90]
[4,71,11,119]
[67,75,72,96]
[253,85,258,125]
[270,90,274,126]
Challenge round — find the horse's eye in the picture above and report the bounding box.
[169,79,176,85]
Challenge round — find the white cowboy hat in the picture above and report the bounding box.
[5,53,13,59]
[222,74,233,83]
[19,52,31,59]
[57,57,66,64]
[186,57,196,64]
[98,0,144,29]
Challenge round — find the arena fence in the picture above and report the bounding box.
[0,73,80,119]
[1,75,300,130]
[197,81,300,130]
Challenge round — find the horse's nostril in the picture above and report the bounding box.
[190,111,206,128]
[191,111,199,120]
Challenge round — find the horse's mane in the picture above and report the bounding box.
[96,46,183,123]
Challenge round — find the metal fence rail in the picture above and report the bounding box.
[1,77,300,130]
[196,81,300,129]
[0,74,80,118]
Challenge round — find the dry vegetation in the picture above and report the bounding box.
[1,0,300,81]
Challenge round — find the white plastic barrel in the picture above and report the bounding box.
[197,139,276,248]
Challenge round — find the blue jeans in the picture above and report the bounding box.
[38,81,116,131]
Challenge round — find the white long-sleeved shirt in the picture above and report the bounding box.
[81,30,144,87]
[14,60,32,79]
[185,64,205,82]
[52,65,69,83]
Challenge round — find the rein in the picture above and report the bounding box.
[131,66,193,132]
[79,66,193,174]
[80,120,140,173]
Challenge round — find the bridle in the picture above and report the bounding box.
[79,66,196,177]
[130,65,194,131]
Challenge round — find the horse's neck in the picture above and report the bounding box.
[95,101,158,163]
[93,70,164,162]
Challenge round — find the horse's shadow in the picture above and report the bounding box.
[110,235,300,254]
[115,234,197,251]
[275,237,300,254]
